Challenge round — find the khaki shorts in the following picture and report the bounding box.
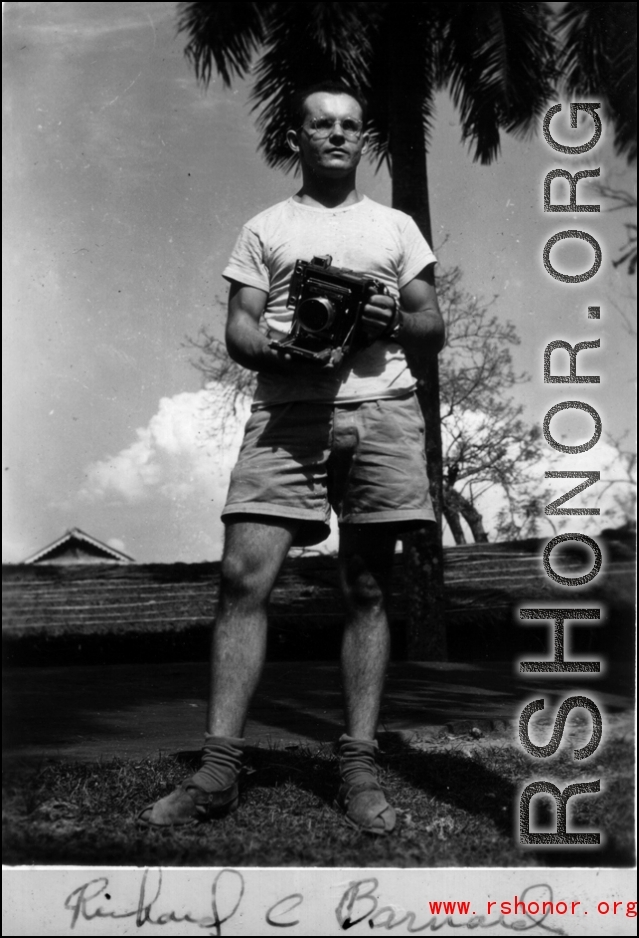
[222,393,435,546]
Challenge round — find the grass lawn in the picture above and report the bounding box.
[3,730,634,868]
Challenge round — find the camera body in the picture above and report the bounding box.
[269,255,386,363]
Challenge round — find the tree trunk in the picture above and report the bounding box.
[388,6,446,660]
[457,492,489,543]
[443,505,467,545]
[445,486,490,544]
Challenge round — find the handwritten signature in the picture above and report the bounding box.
[65,870,567,935]
[64,868,244,936]
[336,879,567,935]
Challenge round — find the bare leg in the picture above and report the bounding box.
[139,517,298,827]
[335,524,397,834]
[338,525,397,738]
[207,517,299,736]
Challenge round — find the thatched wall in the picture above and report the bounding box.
[3,531,635,664]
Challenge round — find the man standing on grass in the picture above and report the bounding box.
[140,81,444,834]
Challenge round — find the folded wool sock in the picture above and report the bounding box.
[189,735,246,793]
[338,734,380,787]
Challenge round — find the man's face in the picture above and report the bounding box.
[289,92,368,177]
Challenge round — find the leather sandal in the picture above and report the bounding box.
[137,778,239,828]
[138,734,245,828]
[337,779,396,834]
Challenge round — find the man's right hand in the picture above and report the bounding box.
[272,344,343,374]
[226,281,345,377]
[227,281,345,377]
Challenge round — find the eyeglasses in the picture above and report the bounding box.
[303,117,363,140]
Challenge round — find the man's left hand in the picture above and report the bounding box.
[361,293,397,340]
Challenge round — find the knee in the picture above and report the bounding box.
[341,562,387,613]
[220,552,270,607]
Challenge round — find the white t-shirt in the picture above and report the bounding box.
[222,196,436,407]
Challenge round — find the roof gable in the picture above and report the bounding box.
[23,528,134,564]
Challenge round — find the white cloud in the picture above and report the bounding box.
[82,389,248,504]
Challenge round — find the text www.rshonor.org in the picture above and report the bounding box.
[396,898,637,918]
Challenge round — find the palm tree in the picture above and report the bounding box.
[177,1,557,658]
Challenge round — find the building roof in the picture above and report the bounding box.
[22,528,135,564]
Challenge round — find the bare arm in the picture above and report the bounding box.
[225,281,309,375]
[361,264,445,357]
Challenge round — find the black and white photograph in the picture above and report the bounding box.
[3,2,637,934]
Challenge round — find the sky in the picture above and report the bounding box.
[3,1,636,563]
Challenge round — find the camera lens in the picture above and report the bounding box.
[297,297,335,333]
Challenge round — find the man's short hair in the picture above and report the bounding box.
[290,81,368,128]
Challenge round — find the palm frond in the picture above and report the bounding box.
[439,1,557,164]
[177,1,266,86]
[557,1,637,162]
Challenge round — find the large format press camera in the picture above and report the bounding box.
[269,255,387,364]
